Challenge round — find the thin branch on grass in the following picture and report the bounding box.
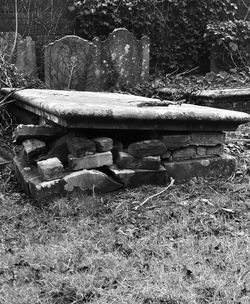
[135,177,175,210]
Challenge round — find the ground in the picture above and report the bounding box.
[0,133,250,304]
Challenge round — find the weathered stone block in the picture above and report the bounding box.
[13,156,40,194]
[22,139,46,160]
[172,147,196,160]
[190,132,225,146]
[63,169,122,193]
[67,136,96,157]
[108,164,168,187]
[129,165,168,187]
[160,134,191,149]
[197,146,207,157]
[107,165,135,186]
[162,154,235,182]
[69,151,113,171]
[37,157,64,181]
[13,124,63,144]
[14,154,66,202]
[160,150,172,160]
[206,145,224,156]
[128,139,167,157]
[117,151,161,170]
[29,177,66,202]
[93,137,113,152]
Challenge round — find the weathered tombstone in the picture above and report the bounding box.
[141,36,150,82]
[0,31,22,61]
[45,35,99,91]
[16,36,37,75]
[45,29,150,91]
[93,28,150,89]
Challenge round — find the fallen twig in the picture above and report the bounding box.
[135,177,175,210]
[0,160,12,167]
[166,67,179,77]
[176,66,199,77]
[0,88,26,107]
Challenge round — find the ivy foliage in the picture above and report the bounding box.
[72,0,239,73]
[205,20,250,69]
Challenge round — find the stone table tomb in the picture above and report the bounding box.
[2,88,250,202]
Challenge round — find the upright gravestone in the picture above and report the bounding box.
[16,36,37,75]
[141,36,150,82]
[45,36,99,91]
[93,28,150,89]
[45,29,150,91]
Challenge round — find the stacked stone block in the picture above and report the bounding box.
[13,124,235,202]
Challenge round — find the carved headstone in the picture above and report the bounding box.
[16,36,37,75]
[93,28,150,89]
[45,35,99,91]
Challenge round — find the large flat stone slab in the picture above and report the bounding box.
[2,89,250,131]
[192,88,250,100]
[157,87,250,113]
[190,88,250,113]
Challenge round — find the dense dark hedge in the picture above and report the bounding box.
[71,0,239,73]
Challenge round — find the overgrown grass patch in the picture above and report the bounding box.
[1,165,250,304]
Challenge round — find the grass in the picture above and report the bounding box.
[1,146,250,304]
[0,123,249,304]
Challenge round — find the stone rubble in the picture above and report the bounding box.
[13,124,236,202]
[13,124,64,144]
[117,151,161,170]
[37,157,64,181]
[22,139,46,161]
[93,137,113,152]
[68,151,113,171]
[127,139,167,157]
[63,169,122,193]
